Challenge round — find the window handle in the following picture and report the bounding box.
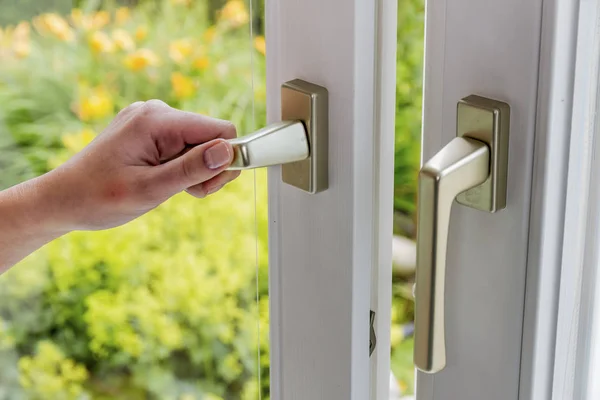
[413,137,489,373]
[226,79,328,194]
[226,121,309,170]
[414,95,510,373]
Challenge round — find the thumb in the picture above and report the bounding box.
[151,139,234,197]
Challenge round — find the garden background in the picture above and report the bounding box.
[0,0,423,398]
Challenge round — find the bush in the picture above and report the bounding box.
[389,0,424,394]
[394,0,424,220]
[0,1,269,398]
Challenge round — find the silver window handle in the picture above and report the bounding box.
[414,95,510,374]
[226,121,309,170]
[414,137,489,373]
[225,79,328,194]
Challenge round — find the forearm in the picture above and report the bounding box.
[0,173,69,272]
[0,103,239,272]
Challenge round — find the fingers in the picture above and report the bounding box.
[139,99,236,143]
[185,170,241,198]
[149,139,235,198]
[151,110,237,161]
[123,100,237,162]
[164,109,237,142]
[107,101,241,200]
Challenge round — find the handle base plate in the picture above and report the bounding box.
[456,95,510,212]
[281,79,328,194]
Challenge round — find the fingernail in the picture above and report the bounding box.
[204,141,232,170]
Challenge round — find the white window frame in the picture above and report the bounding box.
[265,0,600,399]
[417,0,545,397]
[265,0,396,399]
[522,0,600,399]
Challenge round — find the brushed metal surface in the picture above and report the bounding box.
[281,79,329,193]
[226,79,328,194]
[456,95,510,212]
[227,121,309,170]
[414,95,510,374]
[414,137,490,373]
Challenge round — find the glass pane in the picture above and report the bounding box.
[390,0,424,398]
[0,0,268,399]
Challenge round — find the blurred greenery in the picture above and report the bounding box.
[388,0,424,394]
[0,1,269,398]
[0,0,424,397]
[394,0,423,220]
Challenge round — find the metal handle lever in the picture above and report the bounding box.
[413,95,510,374]
[226,121,309,170]
[414,137,490,374]
[224,79,328,193]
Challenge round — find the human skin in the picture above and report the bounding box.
[0,100,240,272]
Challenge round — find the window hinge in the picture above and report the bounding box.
[369,310,376,356]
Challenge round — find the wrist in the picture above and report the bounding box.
[0,173,72,271]
[30,169,78,236]
[7,172,73,240]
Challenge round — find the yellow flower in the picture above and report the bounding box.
[171,72,196,99]
[10,22,31,58]
[115,7,131,25]
[34,13,75,42]
[91,11,110,30]
[203,26,217,43]
[77,87,113,122]
[169,39,193,64]
[13,21,30,40]
[253,35,265,55]
[399,380,408,393]
[112,29,134,51]
[88,31,114,54]
[70,9,84,27]
[124,48,159,71]
[0,22,30,42]
[62,128,97,153]
[219,0,249,27]
[70,9,110,31]
[135,25,148,42]
[13,41,30,58]
[192,56,210,70]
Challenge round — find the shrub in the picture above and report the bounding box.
[390,0,424,394]
[394,0,424,220]
[0,1,269,398]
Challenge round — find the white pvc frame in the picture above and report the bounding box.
[520,1,600,399]
[265,0,396,399]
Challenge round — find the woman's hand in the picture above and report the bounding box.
[46,100,240,231]
[0,100,241,270]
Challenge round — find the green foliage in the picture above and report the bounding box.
[0,0,72,26]
[18,341,89,400]
[390,338,415,394]
[0,1,270,398]
[0,73,76,188]
[394,0,424,218]
[1,172,269,399]
[390,1,424,394]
